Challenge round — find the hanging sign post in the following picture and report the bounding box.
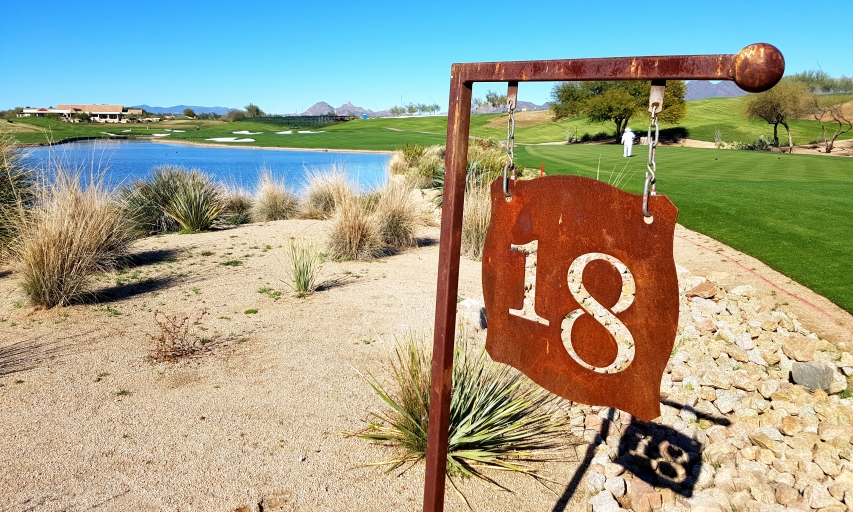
[424,44,784,512]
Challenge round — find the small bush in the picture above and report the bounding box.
[251,170,298,222]
[160,169,226,232]
[327,193,383,260]
[222,186,253,225]
[358,328,569,485]
[149,309,208,361]
[374,179,420,249]
[0,135,34,256]
[301,165,352,219]
[285,238,323,297]
[9,165,134,307]
[461,177,492,260]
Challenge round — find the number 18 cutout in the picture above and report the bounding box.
[482,175,680,421]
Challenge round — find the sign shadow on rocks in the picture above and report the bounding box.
[551,400,731,511]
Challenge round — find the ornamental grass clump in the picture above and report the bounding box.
[326,192,383,260]
[222,186,253,226]
[9,166,134,308]
[460,176,492,260]
[358,328,569,487]
[301,165,352,219]
[374,179,420,249]
[251,170,298,222]
[284,238,323,297]
[0,135,34,257]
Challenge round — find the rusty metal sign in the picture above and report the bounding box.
[423,44,784,512]
[482,175,679,422]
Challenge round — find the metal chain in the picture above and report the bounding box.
[643,83,665,218]
[503,102,516,198]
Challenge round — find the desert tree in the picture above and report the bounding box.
[485,90,508,111]
[742,79,809,152]
[388,105,406,117]
[182,108,196,118]
[551,80,687,140]
[245,103,265,118]
[804,95,852,153]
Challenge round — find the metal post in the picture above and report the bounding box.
[423,67,472,512]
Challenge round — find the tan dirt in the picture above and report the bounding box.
[1,218,851,511]
[483,110,554,129]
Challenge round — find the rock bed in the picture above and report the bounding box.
[459,256,853,511]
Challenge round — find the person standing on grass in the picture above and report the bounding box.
[621,127,635,157]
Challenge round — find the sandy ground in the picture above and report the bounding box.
[1,216,851,511]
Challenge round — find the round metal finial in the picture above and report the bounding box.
[733,43,785,93]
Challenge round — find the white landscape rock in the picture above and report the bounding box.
[206,137,255,143]
[456,298,487,330]
[588,490,621,512]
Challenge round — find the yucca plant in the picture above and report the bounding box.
[284,238,323,297]
[160,170,225,233]
[358,329,569,489]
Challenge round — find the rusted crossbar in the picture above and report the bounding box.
[425,43,783,512]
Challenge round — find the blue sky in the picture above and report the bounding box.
[1,1,850,113]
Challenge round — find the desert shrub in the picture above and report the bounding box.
[0,135,34,256]
[461,177,492,260]
[326,192,383,260]
[358,328,569,484]
[9,166,134,307]
[579,132,592,142]
[659,126,688,143]
[374,179,420,249]
[251,170,298,222]
[149,309,209,361]
[301,165,352,219]
[222,186,253,225]
[284,238,323,297]
[466,142,505,184]
[590,131,611,142]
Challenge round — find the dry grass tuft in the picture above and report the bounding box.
[374,179,421,249]
[326,192,383,260]
[461,177,492,260]
[0,135,34,257]
[8,165,134,308]
[301,165,352,219]
[222,186,253,225]
[251,170,299,222]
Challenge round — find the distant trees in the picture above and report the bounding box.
[485,90,508,111]
[245,103,265,118]
[389,106,405,116]
[551,80,687,140]
[226,109,246,122]
[183,108,196,118]
[791,71,853,153]
[743,79,809,152]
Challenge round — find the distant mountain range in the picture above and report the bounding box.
[685,81,748,101]
[132,105,233,115]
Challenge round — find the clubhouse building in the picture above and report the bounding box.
[17,104,144,123]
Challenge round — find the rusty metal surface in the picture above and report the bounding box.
[424,44,784,512]
[482,176,680,421]
[452,43,783,93]
[423,73,472,512]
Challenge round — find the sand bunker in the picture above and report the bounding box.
[172,129,186,133]
[275,130,293,135]
[152,133,171,137]
[206,137,255,143]
[297,130,324,134]
[232,130,262,135]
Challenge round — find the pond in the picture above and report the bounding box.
[23,140,391,192]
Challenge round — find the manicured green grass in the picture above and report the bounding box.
[515,144,853,312]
